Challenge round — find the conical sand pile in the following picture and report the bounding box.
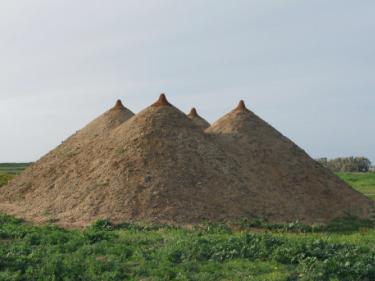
[0,96,373,227]
[0,99,134,226]
[207,100,373,222]
[187,108,210,129]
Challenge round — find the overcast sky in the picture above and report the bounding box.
[0,0,374,163]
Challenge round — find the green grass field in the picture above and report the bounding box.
[338,172,375,200]
[0,163,31,187]
[0,164,374,280]
[0,163,31,175]
[0,163,29,187]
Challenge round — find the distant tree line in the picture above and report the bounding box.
[316,157,372,172]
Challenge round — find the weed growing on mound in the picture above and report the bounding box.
[0,214,374,280]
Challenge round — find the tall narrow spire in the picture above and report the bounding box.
[152,93,172,107]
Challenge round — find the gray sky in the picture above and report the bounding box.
[0,0,374,163]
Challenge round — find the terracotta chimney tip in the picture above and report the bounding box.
[112,99,125,110]
[235,100,249,112]
[152,93,172,107]
[188,107,198,118]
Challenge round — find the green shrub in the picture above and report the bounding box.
[91,219,114,231]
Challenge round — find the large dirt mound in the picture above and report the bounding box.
[0,99,134,226]
[0,96,373,227]
[206,100,374,223]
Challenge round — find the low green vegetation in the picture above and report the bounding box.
[338,172,375,200]
[0,163,31,175]
[0,215,374,281]
[0,163,30,188]
[0,173,13,187]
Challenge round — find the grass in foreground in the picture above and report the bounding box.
[0,215,374,281]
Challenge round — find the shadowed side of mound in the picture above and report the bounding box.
[207,101,374,223]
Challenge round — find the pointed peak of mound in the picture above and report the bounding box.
[100,99,134,121]
[114,94,190,136]
[152,93,172,107]
[64,99,134,141]
[188,107,199,118]
[234,100,250,113]
[187,107,210,129]
[208,100,256,134]
[111,99,125,110]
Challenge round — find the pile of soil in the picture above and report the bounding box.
[207,100,374,223]
[0,95,373,227]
